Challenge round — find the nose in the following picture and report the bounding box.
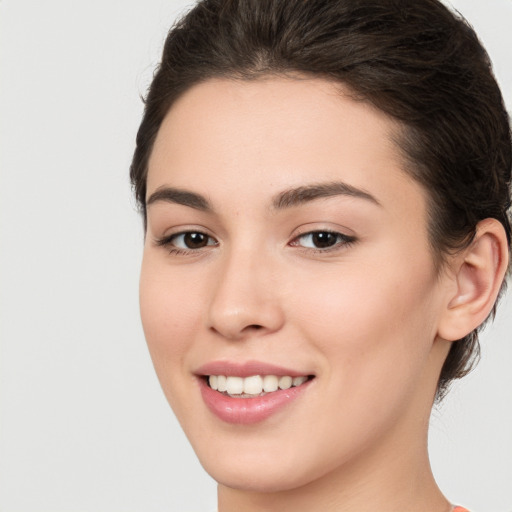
[207,248,285,341]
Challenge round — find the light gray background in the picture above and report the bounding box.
[1,1,511,511]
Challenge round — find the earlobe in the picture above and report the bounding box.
[437,219,509,342]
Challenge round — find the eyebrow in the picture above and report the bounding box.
[272,181,381,209]
[146,186,212,212]
[145,181,381,212]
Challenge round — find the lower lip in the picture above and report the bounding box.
[198,378,312,424]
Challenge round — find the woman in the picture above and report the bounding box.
[130,0,511,510]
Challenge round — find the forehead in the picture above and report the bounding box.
[147,77,426,218]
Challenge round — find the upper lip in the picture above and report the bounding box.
[195,360,312,378]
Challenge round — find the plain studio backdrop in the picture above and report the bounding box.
[0,1,511,511]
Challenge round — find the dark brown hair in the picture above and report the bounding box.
[130,0,512,399]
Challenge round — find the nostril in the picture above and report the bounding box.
[247,324,263,330]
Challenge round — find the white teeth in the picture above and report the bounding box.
[209,375,218,390]
[217,375,227,392]
[263,374,279,392]
[292,376,307,386]
[207,374,309,396]
[278,375,292,390]
[243,375,263,394]
[225,376,244,395]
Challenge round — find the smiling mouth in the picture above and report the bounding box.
[206,374,314,398]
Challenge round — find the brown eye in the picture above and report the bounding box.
[163,231,218,251]
[182,232,209,248]
[292,231,355,250]
[310,232,338,248]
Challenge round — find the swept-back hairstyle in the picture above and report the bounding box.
[131,0,512,398]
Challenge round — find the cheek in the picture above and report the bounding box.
[281,263,440,465]
[289,253,440,394]
[139,253,204,381]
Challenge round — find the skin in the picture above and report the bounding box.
[139,77,505,512]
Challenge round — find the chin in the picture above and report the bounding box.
[203,461,317,494]
[194,437,336,494]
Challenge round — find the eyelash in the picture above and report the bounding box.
[155,231,218,256]
[155,229,356,255]
[290,230,356,253]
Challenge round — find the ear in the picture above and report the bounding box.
[437,218,509,342]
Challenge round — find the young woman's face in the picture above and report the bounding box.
[140,77,452,492]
